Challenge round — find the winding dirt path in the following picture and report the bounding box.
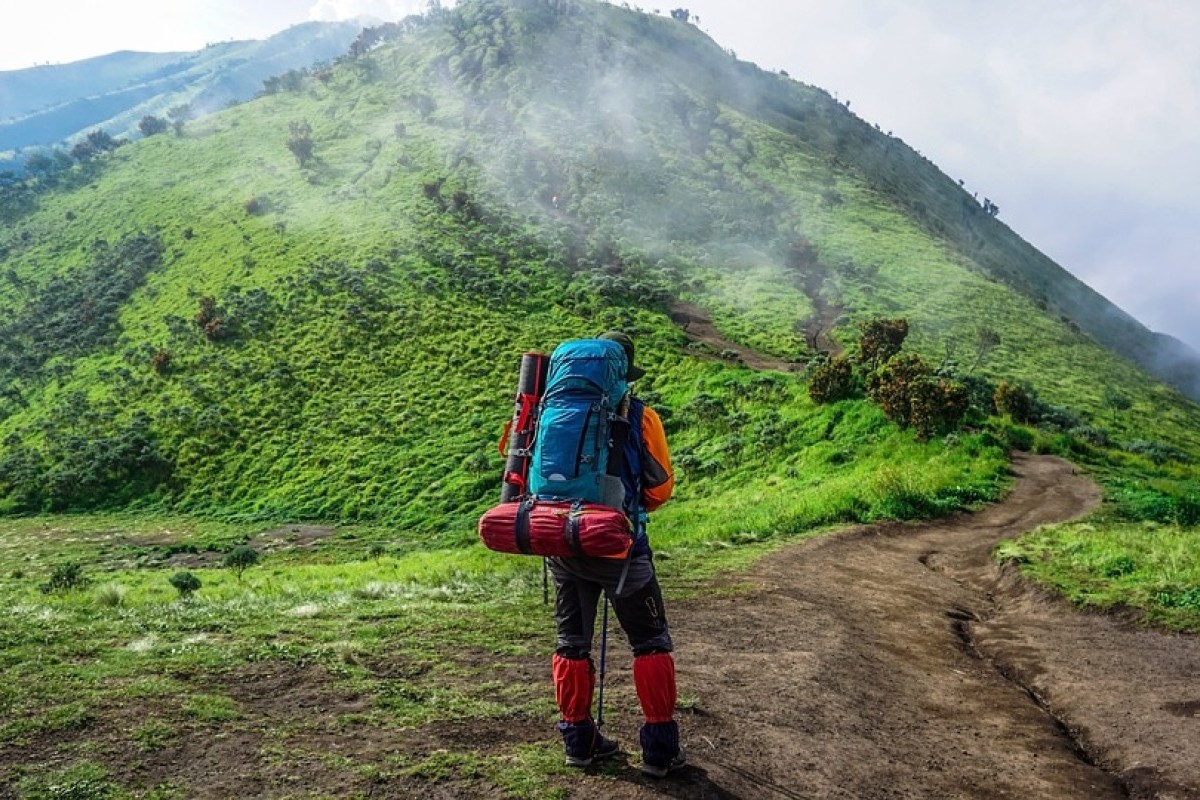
[582,455,1200,799]
[668,301,802,372]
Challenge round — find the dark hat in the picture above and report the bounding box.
[599,331,646,381]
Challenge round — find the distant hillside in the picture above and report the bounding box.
[1,0,1198,523]
[0,21,365,156]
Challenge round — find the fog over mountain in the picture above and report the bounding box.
[676,0,1200,355]
[2,0,1197,357]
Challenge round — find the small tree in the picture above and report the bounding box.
[969,326,1001,373]
[866,353,967,440]
[40,562,89,594]
[670,8,691,22]
[150,348,172,375]
[138,115,169,137]
[85,129,120,152]
[167,103,193,135]
[857,318,909,369]
[1102,387,1132,426]
[287,120,314,167]
[223,546,260,582]
[412,94,437,121]
[169,571,202,599]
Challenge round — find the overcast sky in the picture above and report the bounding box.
[2,0,1196,352]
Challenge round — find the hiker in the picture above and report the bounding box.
[548,331,685,777]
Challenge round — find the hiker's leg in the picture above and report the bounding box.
[551,561,603,658]
[610,568,681,775]
[549,561,608,764]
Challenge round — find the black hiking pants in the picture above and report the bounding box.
[548,553,673,658]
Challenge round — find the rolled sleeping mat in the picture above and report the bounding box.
[500,352,550,502]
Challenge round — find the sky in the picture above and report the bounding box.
[1,0,1196,352]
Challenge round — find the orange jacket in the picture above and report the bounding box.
[639,403,674,512]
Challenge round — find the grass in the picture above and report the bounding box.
[0,402,1009,795]
[997,520,1200,632]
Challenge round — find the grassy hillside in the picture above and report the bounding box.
[2,0,1198,522]
[0,2,1198,794]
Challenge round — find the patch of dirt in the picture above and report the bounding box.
[155,524,337,568]
[0,660,548,800]
[555,455,1199,799]
[668,300,802,373]
[252,525,337,550]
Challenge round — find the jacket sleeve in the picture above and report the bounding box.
[640,405,674,511]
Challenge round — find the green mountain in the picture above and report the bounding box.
[1,0,1198,529]
[0,21,365,157]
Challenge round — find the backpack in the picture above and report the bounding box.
[528,338,629,509]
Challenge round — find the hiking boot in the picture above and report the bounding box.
[560,719,620,768]
[641,744,687,778]
[564,732,620,768]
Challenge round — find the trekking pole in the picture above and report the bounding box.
[596,596,610,728]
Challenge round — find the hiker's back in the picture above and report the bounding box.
[529,338,629,509]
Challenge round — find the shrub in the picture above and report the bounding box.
[287,120,315,167]
[807,355,855,404]
[1036,404,1081,432]
[1070,426,1112,448]
[994,380,1034,423]
[95,583,127,608]
[223,546,260,582]
[993,422,1035,451]
[243,196,267,216]
[866,353,967,440]
[138,115,169,137]
[150,349,172,374]
[40,562,89,594]
[954,372,997,419]
[194,296,232,342]
[856,318,908,368]
[169,571,202,598]
[1123,440,1189,465]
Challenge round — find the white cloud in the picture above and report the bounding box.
[307,0,435,23]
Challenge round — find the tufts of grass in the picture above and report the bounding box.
[996,521,1200,631]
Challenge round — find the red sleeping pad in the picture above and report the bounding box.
[479,499,632,559]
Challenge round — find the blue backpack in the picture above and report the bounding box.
[529,339,629,509]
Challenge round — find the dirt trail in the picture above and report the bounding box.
[583,455,1200,799]
[668,301,802,372]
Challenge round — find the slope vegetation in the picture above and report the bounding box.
[1,0,1197,525]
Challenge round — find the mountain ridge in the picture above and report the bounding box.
[0,21,366,155]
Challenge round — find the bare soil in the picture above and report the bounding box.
[573,454,1200,799]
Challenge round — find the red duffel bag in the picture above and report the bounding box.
[479,499,633,559]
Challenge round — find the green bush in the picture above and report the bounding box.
[856,318,908,368]
[1123,440,1190,465]
[994,380,1034,423]
[40,562,89,594]
[169,571,202,598]
[807,355,856,404]
[222,546,260,582]
[865,353,967,441]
